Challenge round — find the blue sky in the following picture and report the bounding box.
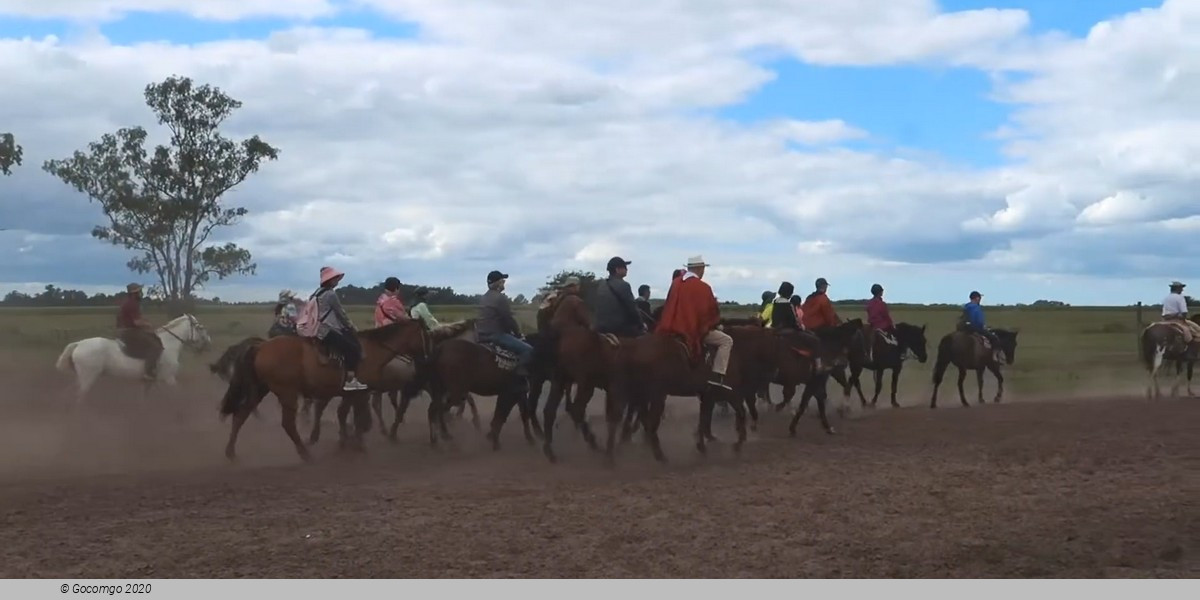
[0,0,1190,306]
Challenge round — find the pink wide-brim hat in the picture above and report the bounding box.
[319,266,345,286]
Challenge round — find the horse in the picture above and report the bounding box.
[841,322,929,409]
[1139,318,1196,399]
[930,328,1019,408]
[218,319,438,462]
[56,314,212,402]
[539,325,622,463]
[421,326,548,449]
[603,331,745,465]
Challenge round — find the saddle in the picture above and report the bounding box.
[874,329,898,346]
[1154,320,1192,338]
[302,337,346,369]
[478,342,521,371]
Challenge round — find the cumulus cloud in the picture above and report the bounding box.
[0,1,1196,305]
[0,0,337,21]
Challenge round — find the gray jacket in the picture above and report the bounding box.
[593,276,643,334]
[477,289,520,336]
[314,288,354,339]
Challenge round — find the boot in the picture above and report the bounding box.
[343,372,368,391]
[708,373,732,390]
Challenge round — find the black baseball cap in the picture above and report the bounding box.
[606,256,631,271]
[815,277,829,288]
[969,290,982,298]
[487,270,508,284]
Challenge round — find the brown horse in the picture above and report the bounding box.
[218,319,436,462]
[836,322,929,409]
[930,328,1019,408]
[603,332,744,464]
[540,326,621,463]
[422,327,547,449]
[1139,318,1197,398]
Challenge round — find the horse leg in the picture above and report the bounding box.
[956,368,969,408]
[336,396,353,450]
[1188,361,1195,397]
[870,368,883,408]
[814,377,835,435]
[890,365,902,408]
[743,388,760,432]
[930,355,950,409]
[223,389,263,462]
[522,372,546,441]
[387,387,415,441]
[486,388,520,451]
[645,393,668,464]
[369,392,386,438]
[569,383,600,451]
[620,400,639,443]
[788,384,814,436]
[975,368,986,405]
[851,364,868,407]
[466,394,481,432]
[696,391,714,455]
[729,390,748,454]
[307,397,333,445]
[774,383,796,412]
[988,364,1004,403]
[541,375,569,463]
[278,393,312,463]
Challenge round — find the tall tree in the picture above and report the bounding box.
[43,76,279,313]
[0,133,21,175]
[537,270,599,304]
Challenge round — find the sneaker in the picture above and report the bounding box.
[343,375,368,391]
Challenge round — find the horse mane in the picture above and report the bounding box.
[161,313,194,329]
[431,319,476,342]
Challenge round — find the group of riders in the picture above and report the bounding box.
[112,259,1200,392]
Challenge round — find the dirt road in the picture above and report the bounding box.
[0,375,1195,578]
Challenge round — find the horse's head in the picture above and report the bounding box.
[165,314,211,352]
[896,322,929,363]
[992,327,1019,365]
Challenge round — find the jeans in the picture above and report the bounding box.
[479,332,534,366]
[323,328,362,372]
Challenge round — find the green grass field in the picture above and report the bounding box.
[0,303,1154,400]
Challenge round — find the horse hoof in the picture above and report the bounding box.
[825,427,837,435]
[733,441,744,455]
[788,427,797,438]
[543,446,557,464]
[695,442,707,455]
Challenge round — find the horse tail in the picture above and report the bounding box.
[220,344,260,417]
[1140,326,1165,372]
[55,342,79,373]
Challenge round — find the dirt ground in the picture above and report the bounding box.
[0,371,1196,578]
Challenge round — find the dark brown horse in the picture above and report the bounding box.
[540,326,621,463]
[930,328,1019,408]
[218,319,436,462]
[603,331,744,464]
[1139,318,1196,399]
[840,322,929,409]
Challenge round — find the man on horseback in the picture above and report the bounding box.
[769,282,802,332]
[758,290,775,326]
[550,277,592,333]
[655,255,733,390]
[374,276,409,326]
[269,289,303,338]
[801,277,841,331]
[312,267,368,391]
[960,291,1004,362]
[865,283,898,364]
[1161,281,1200,358]
[116,282,163,381]
[409,288,440,329]
[635,284,655,329]
[593,256,646,338]
[478,270,534,371]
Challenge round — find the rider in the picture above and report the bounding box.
[269,289,303,338]
[409,288,440,329]
[758,290,775,326]
[655,255,733,390]
[116,282,163,381]
[960,290,1004,362]
[1161,281,1200,358]
[314,266,367,391]
[593,256,646,337]
[801,277,842,331]
[635,284,655,329]
[374,276,409,326]
[769,281,801,332]
[865,283,898,363]
[477,270,534,370]
[550,276,592,334]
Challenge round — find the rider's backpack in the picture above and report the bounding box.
[295,290,327,338]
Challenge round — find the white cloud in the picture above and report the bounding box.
[0,1,1198,305]
[0,0,337,21]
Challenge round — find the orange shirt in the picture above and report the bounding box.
[801,291,839,329]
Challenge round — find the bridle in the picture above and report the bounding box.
[158,314,207,350]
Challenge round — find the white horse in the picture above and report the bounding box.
[55,314,212,402]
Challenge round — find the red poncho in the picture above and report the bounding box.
[655,275,720,358]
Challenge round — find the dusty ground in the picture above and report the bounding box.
[0,370,1196,578]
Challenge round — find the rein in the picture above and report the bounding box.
[158,317,203,350]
